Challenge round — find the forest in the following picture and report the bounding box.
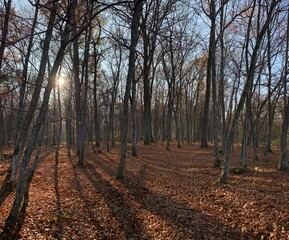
[0,0,289,239]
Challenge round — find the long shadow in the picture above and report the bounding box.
[81,159,149,239]
[120,170,255,239]
[0,151,51,207]
[54,157,63,239]
[67,156,106,239]
[86,154,253,239]
[0,170,13,207]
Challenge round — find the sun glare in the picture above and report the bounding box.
[57,76,66,87]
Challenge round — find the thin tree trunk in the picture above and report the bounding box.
[279,8,289,171]
[0,0,57,206]
[240,98,251,168]
[131,77,138,156]
[209,0,220,167]
[166,87,173,150]
[55,80,62,165]
[93,43,101,147]
[219,0,279,183]
[66,93,72,156]
[174,90,181,148]
[116,0,144,179]
[1,42,66,239]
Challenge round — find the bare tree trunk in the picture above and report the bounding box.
[65,92,72,156]
[219,0,279,183]
[0,0,82,227]
[0,96,4,161]
[166,88,173,150]
[279,97,289,171]
[116,0,144,179]
[219,0,226,154]
[73,37,85,165]
[240,98,251,168]
[55,81,62,165]
[153,99,160,144]
[209,0,221,167]
[131,77,138,156]
[264,27,273,158]
[0,0,12,72]
[174,90,181,148]
[93,43,101,147]
[279,8,289,171]
[0,0,57,206]
[200,61,210,148]
[52,86,57,146]
[0,41,66,239]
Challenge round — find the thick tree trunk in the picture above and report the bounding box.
[143,58,152,145]
[73,36,85,166]
[153,99,160,144]
[200,66,210,148]
[0,0,12,71]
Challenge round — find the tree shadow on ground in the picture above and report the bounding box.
[53,158,63,239]
[67,156,107,239]
[122,167,255,239]
[84,154,255,239]
[80,159,148,239]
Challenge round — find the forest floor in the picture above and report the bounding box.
[1,143,289,239]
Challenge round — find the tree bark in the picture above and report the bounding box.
[0,0,12,72]
[209,0,221,167]
[93,43,101,147]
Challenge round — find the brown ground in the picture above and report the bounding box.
[0,143,289,239]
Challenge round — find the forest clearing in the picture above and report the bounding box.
[1,143,289,239]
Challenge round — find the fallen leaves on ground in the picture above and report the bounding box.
[0,143,289,239]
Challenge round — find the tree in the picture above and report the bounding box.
[141,0,175,145]
[0,0,12,73]
[0,0,72,234]
[219,0,281,183]
[279,8,289,171]
[116,0,144,179]
[0,0,58,205]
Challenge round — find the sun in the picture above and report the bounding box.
[57,76,66,87]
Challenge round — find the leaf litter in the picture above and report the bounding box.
[0,143,289,239]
